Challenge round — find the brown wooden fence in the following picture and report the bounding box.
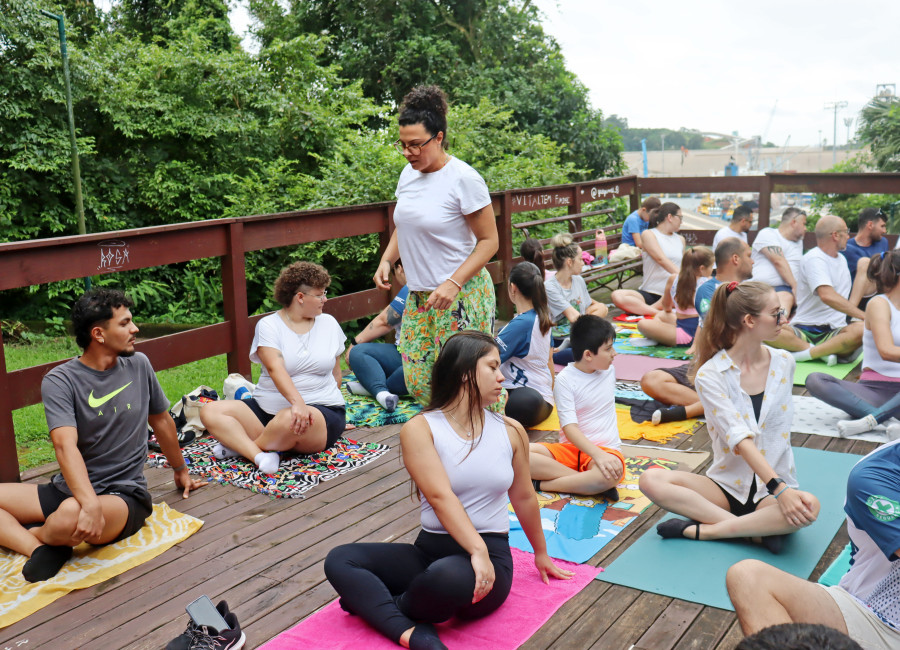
[2,172,898,481]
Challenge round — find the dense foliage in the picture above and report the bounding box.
[1,0,614,325]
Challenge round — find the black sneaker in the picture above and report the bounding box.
[166,601,235,650]
[189,612,245,650]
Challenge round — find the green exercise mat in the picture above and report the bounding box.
[596,446,860,610]
[793,357,860,386]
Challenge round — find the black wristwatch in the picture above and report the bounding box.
[766,477,786,495]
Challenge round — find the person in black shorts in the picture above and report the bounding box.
[0,290,205,582]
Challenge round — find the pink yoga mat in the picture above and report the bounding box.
[259,548,600,650]
[612,355,686,382]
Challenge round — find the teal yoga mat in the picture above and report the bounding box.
[596,446,860,610]
[818,544,853,587]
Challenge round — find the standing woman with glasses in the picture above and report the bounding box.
[200,262,347,474]
[639,281,819,554]
[373,85,501,407]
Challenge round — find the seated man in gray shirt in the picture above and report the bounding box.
[0,289,205,581]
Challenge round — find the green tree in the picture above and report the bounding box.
[248,0,623,178]
[859,97,900,172]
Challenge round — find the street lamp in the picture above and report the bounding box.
[41,9,90,290]
[843,117,853,147]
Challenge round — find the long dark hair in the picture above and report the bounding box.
[509,262,552,335]
[674,246,713,311]
[867,249,900,294]
[425,331,502,445]
[689,281,773,381]
[520,237,545,270]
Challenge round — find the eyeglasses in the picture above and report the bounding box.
[773,308,786,325]
[299,291,327,302]
[393,134,436,155]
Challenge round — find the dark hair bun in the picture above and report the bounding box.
[401,85,448,118]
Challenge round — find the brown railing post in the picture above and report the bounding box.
[496,191,514,320]
[222,222,252,378]
[630,182,641,213]
[0,329,20,481]
[758,175,773,229]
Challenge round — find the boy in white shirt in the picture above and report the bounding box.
[529,315,624,498]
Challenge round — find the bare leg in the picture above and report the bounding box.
[586,301,609,319]
[727,559,848,636]
[809,322,864,359]
[200,400,266,461]
[256,407,329,454]
[765,326,809,352]
[611,289,659,317]
[32,495,129,547]
[640,370,703,417]
[775,290,794,317]
[528,444,618,495]
[638,312,678,346]
[0,483,46,557]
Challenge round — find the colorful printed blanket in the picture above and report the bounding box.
[146,437,390,499]
[341,374,423,428]
[613,328,692,360]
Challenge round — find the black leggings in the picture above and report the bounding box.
[324,530,513,643]
[504,387,553,428]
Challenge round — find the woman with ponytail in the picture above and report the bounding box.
[495,262,555,427]
[637,246,713,347]
[520,237,553,280]
[640,281,819,553]
[545,232,609,365]
[373,85,501,407]
[806,250,900,439]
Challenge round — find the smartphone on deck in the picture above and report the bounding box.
[186,595,230,631]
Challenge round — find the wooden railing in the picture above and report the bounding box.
[2,172,899,480]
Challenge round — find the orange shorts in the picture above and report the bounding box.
[540,442,625,478]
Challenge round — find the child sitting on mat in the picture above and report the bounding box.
[529,314,624,498]
[640,281,820,554]
[637,246,713,348]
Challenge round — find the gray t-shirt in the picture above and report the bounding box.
[42,352,169,495]
[545,274,593,324]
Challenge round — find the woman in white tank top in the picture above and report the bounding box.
[325,332,572,649]
[806,250,900,439]
[611,202,686,317]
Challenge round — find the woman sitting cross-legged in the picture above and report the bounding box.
[637,246,713,347]
[324,331,572,650]
[496,262,555,428]
[806,249,900,440]
[545,232,608,366]
[639,281,820,554]
[346,260,409,412]
[199,261,346,474]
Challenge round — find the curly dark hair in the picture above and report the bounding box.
[398,85,449,149]
[71,289,134,350]
[273,262,331,307]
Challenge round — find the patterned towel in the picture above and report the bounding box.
[341,375,423,428]
[0,503,201,629]
[614,330,692,360]
[147,437,390,499]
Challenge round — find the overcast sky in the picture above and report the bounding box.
[533,0,900,148]
[229,0,899,149]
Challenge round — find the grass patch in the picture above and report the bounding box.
[7,338,264,472]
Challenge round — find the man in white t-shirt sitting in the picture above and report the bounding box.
[727,440,900,649]
[751,207,807,315]
[712,204,754,252]
[768,216,864,364]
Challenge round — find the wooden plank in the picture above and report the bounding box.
[520,581,614,648]
[546,584,640,649]
[716,619,745,649]
[588,591,672,650]
[672,607,737,650]
[633,599,704,650]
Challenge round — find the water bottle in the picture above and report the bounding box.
[594,230,608,267]
[234,386,252,401]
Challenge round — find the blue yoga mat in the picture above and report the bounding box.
[818,544,853,587]
[596,446,860,610]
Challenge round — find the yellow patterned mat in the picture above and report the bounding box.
[0,502,202,629]
[530,405,702,444]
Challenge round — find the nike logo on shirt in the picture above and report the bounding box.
[87,382,133,408]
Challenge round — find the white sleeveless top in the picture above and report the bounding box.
[640,229,684,295]
[862,295,900,378]
[419,411,514,534]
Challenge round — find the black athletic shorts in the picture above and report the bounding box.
[660,364,694,389]
[637,289,662,305]
[714,478,764,517]
[245,398,346,449]
[37,481,153,544]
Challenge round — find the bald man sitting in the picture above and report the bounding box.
[769,216,866,365]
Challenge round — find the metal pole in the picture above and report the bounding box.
[824,101,847,166]
[641,138,648,177]
[41,10,91,291]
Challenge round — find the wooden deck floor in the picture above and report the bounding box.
[1,386,878,650]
